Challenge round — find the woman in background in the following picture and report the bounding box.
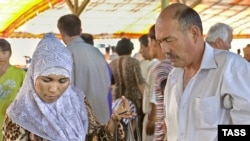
[109,38,145,140]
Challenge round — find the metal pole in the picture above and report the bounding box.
[161,0,170,10]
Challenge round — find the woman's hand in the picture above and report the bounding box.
[112,96,136,120]
[107,96,136,135]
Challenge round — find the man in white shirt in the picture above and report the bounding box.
[139,34,160,141]
[155,3,250,141]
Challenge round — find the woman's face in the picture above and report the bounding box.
[35,74,70,103]
[0,48,11,64]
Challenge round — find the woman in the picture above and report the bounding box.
[109,38,145,140]
[0,39,26,140]
[2,33,130,141]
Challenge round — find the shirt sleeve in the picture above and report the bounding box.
[224,64,250,124]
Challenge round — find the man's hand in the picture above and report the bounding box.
[146,119,155,135]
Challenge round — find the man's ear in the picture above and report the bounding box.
[189,25,199,43]
[214,38,224,49]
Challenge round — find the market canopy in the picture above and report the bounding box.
[0,0,249,39]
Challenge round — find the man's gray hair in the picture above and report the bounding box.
[206,22,233,44]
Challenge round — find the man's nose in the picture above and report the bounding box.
[160,44,171,54]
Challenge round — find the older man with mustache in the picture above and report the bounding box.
[155,3,250,141]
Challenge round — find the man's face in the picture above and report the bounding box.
[139,43,151,60]
[155,17,195,67]
[223,31,233,50]
[148,37,159,59]
[213,31,233,51]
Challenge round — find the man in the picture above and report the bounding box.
[80,33,94,46]
[243,44,250,62]
[104,46,110,62]
[155,3,250,141]
[206,22,233,50]
[147,24,173,141]
[57,14,110,124]
[139,34,160,141]
[138,34,151,80]
[109,46,118,61]
[80,32,113,118]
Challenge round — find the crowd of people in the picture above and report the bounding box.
[1,2,250,141]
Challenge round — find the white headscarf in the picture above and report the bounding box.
[7,33,88,141]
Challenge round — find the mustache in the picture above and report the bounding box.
[166,52,178,59]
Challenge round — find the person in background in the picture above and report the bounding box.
[104,46,111,62]
[243,44,250,62]
[155,3,250,141]
[109,38,145,140]
[57,14,111,124]
[109,46,118,106]
[132,51,142,60]
[139,34,160,141]
[237,48,241,55]
[138,34,151,80]
[80,33,94,46]
[2,33,132,141]
[109,46,118,61]
[139,34,151,61]
[24,56,32,70]
[80,32,113,120]
[205,22,233,50]
[0,39,26,141]
[147,24,173,141]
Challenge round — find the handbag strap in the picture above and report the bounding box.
[118,56,125,97]
[114,120,118,141]
[127,116,141,141]
[135,116,141,141]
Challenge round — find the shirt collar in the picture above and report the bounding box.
[200,42,218,70]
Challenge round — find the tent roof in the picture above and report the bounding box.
[0,0,250,39]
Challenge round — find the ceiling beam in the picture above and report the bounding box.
[4,31,250,39]
[161,0,170,10]
[77,0,90,16]
[1,0,62,38]
[65,0,90,16]
[65,0,74,14]
[161,0,201,10]
[190,0,201,8]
